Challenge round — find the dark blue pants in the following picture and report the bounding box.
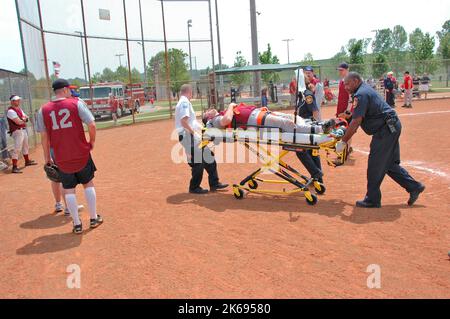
[179,132,219,191]
[296,150,323,183]
[366,122,422,204]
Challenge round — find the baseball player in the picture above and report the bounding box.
[37,79,103,234]
[7,95,37,174]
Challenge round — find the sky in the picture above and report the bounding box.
[0,0,449,79]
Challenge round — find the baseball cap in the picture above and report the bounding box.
[9,95,22,101]
[304,66,314,72]
[52,78,77,91]
[71,89,80,98]
[337,62,349,70]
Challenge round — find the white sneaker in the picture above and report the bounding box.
[55,203,64,214]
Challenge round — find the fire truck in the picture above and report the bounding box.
[79,82,145,119]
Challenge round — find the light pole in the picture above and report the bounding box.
[138,0,148,88]
[115,53,125,67]
[282,39,294,64]
[250,0,260,98]
[187,19,193,74]
[75,31,88,82]
[137,42,148,86]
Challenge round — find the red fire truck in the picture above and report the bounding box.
[79,82,145,119]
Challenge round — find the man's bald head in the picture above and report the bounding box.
[344,72,363,94]
[180,84,193,99]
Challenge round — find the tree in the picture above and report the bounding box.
[230,51,250,89]
[437,20,450,86]
[390,25,409,73]
[259,44,280,85]
[332,46,348,63]
[302,53,314,65]
[372,53,389,78]
[409,28,437,74]
[148,49,191,96]
[372,28,394,54]
[347,38,370,75]
[392,25,408,51]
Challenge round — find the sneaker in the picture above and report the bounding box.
[25,160,37,167]
[55,203,64,214]
[90,215,104,229]
[12,167,22,174]
[73,223,83,235]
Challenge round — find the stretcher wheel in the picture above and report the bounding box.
[304,192,318,206]
[233,187,245,200]
[248,180,258,190]
[314,182,326,195]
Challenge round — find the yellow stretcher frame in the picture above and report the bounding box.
[201,127,347,205]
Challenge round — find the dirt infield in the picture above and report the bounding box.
[1,99,449,299]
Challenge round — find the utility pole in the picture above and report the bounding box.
[282,39,294,64]
[215,0,224,109]
[75,31,87,82]
[138,0,148,87]
[249,0,260,98]
[115,54,125,67]
[187,19,193,74]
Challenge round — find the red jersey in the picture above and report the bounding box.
[110,99,118,112]
[336,80,350,116]
[41,98,91,174]
[219,103,257,128]
[289,80,297,95]
[403,75,413,90]
[7,107,27,134]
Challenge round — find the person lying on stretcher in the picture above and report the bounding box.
[202,103,336,134]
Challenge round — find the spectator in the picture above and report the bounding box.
[289,77,297,107]
[323,78,330,88]
[7,95,37,173]
[109,94,119,126]
[420,73,431,99]
[384,72,396,107]
[304,66,323,120]
[336,62,351,118]
[1,112,10,167]
[402,71,414,108]
[413,74,421,98]
[261,88,269,107]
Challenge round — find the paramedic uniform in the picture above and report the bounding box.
[352,82,423,205]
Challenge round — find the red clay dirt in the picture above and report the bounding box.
[1,98,449,299]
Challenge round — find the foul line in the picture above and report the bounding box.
[353,149,450,181]
[398,110,450,117]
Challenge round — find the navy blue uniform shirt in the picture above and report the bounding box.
[352,82,397,136]
[297,90,319,119]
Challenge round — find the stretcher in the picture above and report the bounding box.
[201,125,347,205]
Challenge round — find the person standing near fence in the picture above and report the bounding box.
[384,72,396,107]
[289,77,297,107]
[420,73,431,99]
[402,71,414,108]
[7,95,37,174]
[304,66,323,120]
[109,93,119,126]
